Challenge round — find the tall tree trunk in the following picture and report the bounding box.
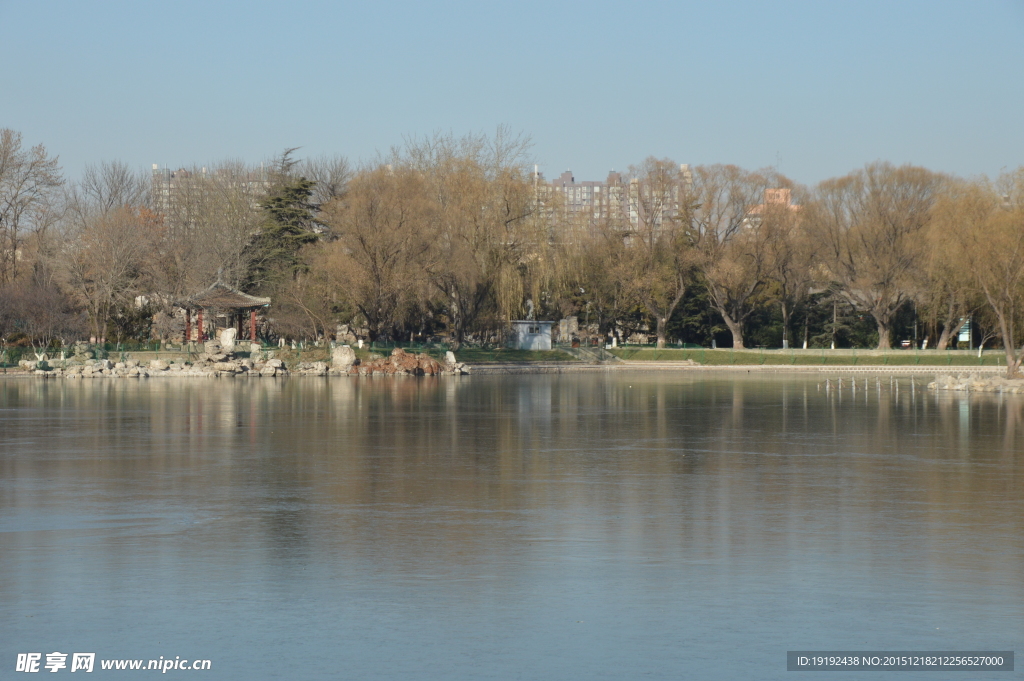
[935,300,964,351]
[874,314,892,350]
[993,308,1023,378]
[655,315,668,349]
[722,311,744,349]
[936,320,965,351]
[781,300,790,349]
[448,289,463,352]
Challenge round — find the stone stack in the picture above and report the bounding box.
[347,348,465,376]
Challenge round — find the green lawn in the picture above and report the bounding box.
[609,347,1006,367]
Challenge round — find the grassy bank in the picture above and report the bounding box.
[609,347,1007,367]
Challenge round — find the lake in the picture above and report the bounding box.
[1,374,1021,679]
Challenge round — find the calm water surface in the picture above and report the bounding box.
[1,374,1022,679]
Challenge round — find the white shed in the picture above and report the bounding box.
[508,321,554,351]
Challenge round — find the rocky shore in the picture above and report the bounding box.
[928,373,1024,393]
[11,340,467,379]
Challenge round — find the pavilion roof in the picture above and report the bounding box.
[185,281,270,310]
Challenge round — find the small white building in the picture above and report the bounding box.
[508,321,554,351]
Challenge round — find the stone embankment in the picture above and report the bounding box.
[13,343,467,379]
[928,373,1024,393]
[332,347,466,376]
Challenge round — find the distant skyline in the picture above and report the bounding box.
[2,0,1023,186]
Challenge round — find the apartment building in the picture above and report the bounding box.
[150,164,271,217]
[539,164,694,232]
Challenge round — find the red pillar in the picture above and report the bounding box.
[197,309,204,342]
[250,309,257,342]
[184,309,191,344]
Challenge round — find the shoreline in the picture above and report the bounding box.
[0,360,1010,378]
[463,361,1007,375]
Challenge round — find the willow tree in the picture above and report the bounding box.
[808,162,945,349]
[922,180,985,349]
[319,164,434,341]
[404,130,535,349]
[955,171,1024,377]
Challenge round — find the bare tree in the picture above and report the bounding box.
[0,129,63,284]
[61,207,153,340]
[155,163,265,296]
[761,187,816,348]
[75,160,148,215]
[618,158,694,348]
[808,162,945,349]
[297,155,352,212]
[683,165,784,348]
[0,274,86,348]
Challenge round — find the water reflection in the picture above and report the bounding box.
[1,374,1021,680]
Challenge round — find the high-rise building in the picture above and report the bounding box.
[538,165,693,233]
[150,164,271,217]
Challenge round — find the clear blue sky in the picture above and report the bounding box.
[2,0,1022,186]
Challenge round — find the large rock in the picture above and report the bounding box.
[332,345,357,370]
[445,351,457,366]
[390,348,420,373]
[150,360,169,371]
[346,348,451,377]
[219,328,237,352]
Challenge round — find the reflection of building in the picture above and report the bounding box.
[508,321,553,350]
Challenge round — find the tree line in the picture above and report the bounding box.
[2,127,1024,375]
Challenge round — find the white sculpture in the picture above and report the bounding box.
[219,327,237,352]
